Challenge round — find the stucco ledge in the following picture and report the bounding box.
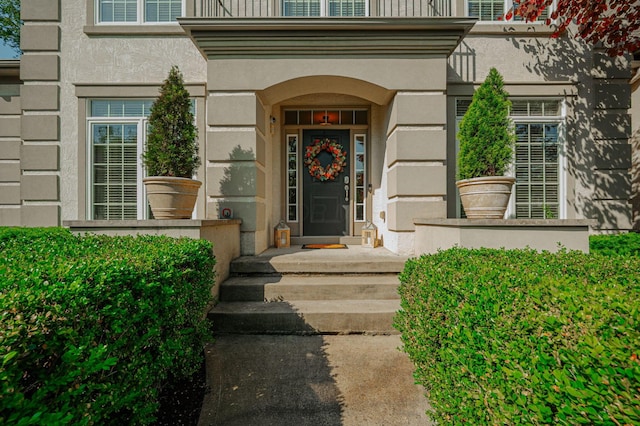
[413,218,594,254]
[64,219,241,229]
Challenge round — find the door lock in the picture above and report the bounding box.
[344,184,349,202]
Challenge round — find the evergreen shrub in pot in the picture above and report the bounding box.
[142,66,201,219]
[456,67,516,219]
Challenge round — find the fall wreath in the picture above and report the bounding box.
[304,138,347,181]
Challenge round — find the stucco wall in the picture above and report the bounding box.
[0,67,21,226]
[17,3,632,251]
[58,0,207,223]
[447,30,632,232]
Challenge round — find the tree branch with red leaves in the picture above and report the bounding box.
[510,0,640,56]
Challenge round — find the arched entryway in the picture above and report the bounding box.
[260,76,393,242]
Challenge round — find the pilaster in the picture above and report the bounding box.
[0,64,21,225]
[19,0,61,226]
[590,50,633,231]
[385,91,448,232]
[206,91,267,255]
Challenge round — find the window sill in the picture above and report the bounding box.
[469,23,556,36]
[83,25,187,36]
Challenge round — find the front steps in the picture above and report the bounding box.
[209,248,407,335]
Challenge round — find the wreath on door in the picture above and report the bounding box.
[304,138,347,181]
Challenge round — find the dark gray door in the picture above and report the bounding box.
[302,130,350,236]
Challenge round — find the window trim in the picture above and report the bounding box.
[506,100,566,219]
[87,112,150,221]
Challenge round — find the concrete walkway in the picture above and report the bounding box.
[198,334,432,426]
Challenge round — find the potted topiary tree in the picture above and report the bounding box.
[456,67,516,219]
[142,66,201,219]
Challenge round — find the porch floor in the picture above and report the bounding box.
[231,245,410,275]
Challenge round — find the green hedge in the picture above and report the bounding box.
[395,248,640,425]
[0,228,215,425]
[590,232,640,256]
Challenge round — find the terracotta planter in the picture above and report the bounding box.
[456,176,515,219]
[143,176,202,219]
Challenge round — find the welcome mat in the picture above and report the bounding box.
[301,244,348,250]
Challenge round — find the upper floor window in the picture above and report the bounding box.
[282,0,367,16]
[97,0,184,24]
[467,0,550,22]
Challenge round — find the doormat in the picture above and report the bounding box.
[301,244,348,249]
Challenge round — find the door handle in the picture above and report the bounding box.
[344,184,349,202]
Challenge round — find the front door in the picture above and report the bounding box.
[302,130,350,236]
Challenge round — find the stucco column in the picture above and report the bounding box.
[384,91,448,252]
[18,0,61,226]
[206,90,268,255]
[588,50,633,231]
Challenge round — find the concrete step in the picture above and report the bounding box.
[210,300,400,335]
[219,274,401,302]
[230,253,407,275]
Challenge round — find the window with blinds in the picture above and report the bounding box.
[456,98,563,219]
[282,0,366,16]
[91,123,140,220]
[89,100,152,220]
[467,0,503,21]
[145,0,183,21]
[467,0,552,21]
[97,0,183,23]
[512,0,549,21]
[99,0,138,22]
[514,122,559,219]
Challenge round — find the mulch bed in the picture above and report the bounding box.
[153,359,208,425]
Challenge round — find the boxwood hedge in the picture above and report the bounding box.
[590,232,640,256]
[0,228,215,425]
[395,248,639,425]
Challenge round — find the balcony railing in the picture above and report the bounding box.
[194,0,451,17]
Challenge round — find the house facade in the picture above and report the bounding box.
[0,0,633,255]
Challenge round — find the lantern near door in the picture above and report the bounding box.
[275,220,290,248]
[361,221,378,248]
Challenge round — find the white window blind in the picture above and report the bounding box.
[467,0,503,21]
[91,123,140,220]
[512,0,549,21]
[467,0,552,21]
[99,0,138,22]
[97,0,184,23]
[145,0,183,22]
[282,0,366,16]
[514,122,560,219]
[89,100,152,220]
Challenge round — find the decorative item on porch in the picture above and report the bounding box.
[361,221,378,248]
[304,138,347,181]
[142,66,201,219]
[456,68,516,219]
[274,220,290,248]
